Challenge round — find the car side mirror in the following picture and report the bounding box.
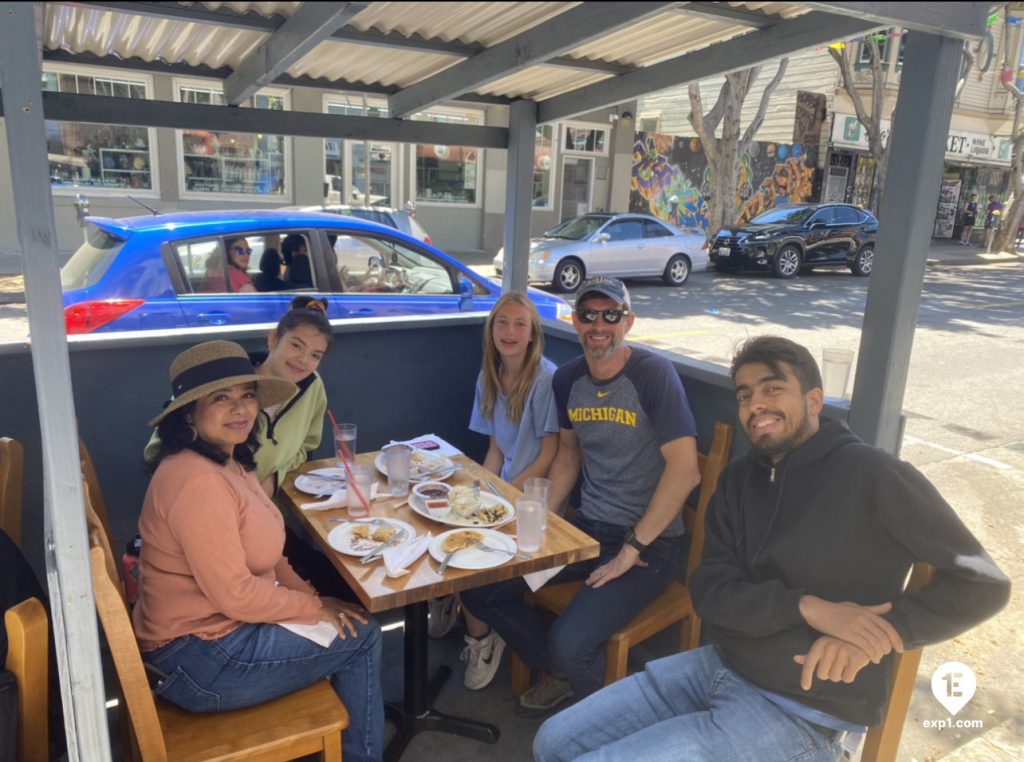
[596,232,611,243]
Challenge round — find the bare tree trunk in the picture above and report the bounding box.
[689,59,788,244]
[994,87,1024,252]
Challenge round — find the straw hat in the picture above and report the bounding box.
[149,340,296,427]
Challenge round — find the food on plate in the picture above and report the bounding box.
[351,524,397,544]
[410,450,451,478]
[448,486,508,525]
[442,530,484,554]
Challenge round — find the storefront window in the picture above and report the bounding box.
[178,85,287,196]
[42,69,154,191]
[414,110,482,205]
[324,97,390,204]
[534,125,553,208]
[563,125,608,155]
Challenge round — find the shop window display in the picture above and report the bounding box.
[42,70,153,190]
[414,110,481,205]
[179,87,287,196]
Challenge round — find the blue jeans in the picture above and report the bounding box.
[534,646,843,762]
[144,620,384,762]
[461,515,681,698]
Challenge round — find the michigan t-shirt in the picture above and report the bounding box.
[553,346,697,536]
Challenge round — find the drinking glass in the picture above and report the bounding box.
[383,443,412,497]
[523,477,552,530]
[516,497,545,552]
[346,464,372,517]
[334,423,358,468]
[821,348,854,400]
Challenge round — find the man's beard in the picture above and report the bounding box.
[581,333,622,362]
[748,410,814,461]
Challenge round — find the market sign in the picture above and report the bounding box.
[831,113,1011,165]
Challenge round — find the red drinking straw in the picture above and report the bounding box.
[327,410,369,511]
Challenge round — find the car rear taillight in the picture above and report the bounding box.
[424,235,432,246]
[64,299,144,334]
[701,241,709,251]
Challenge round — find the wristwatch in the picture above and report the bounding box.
[623,527,649,553]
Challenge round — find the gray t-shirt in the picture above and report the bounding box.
[553,347,697,537]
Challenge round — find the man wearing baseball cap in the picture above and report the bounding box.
[462,276,700,716]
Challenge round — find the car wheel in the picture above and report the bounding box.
[552,259,584,292]
[662,254,691,286]
[850,245,874,276]
[772,245,802,278]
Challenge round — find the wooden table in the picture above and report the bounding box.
[280,452,599,761]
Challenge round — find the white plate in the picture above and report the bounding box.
[294,467,347,495]
[429,528,518,570]
[326,518,416,557]
[375,451,456,482]
[409,490,515,529]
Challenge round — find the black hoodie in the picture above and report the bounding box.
[689,420,1010,726]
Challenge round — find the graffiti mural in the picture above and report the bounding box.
[630,132,817,231]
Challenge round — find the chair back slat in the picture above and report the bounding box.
[686,422,734,580]
[89,542,168,761]
[0,437,24,547]
[860,562,934,762]
[79,437,117,555]
[4,597,48,762]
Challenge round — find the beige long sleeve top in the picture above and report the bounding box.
[132,450,321,652]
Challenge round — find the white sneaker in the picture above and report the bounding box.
[427,595,459,639]
[460,630,506,690]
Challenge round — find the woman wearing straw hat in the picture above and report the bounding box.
[133,340,383,761]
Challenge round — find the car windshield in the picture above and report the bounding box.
[60,223,127,290]
[544,215,611,240]
[750,207,815,225]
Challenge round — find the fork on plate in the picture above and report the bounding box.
[473,541,530,560]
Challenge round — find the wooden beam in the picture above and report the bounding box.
[801,2,988,40]
[389,1,676,117]
[223,3,366,105]
[0,89,509,147]
[539,11,881,123]
[62,1,633,76]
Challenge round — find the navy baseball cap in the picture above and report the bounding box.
[576,276,631,308]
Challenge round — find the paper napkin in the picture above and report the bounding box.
[300,482,380,510]
[382,533,432,578]
[523,565,564,592]
[278,621,337,647]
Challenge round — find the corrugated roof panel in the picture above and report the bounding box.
[196,2,301,19]
[478,66,610,102]
[286,40,456,89]
[349,2,580,47]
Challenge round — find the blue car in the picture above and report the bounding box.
[60,210,571,333]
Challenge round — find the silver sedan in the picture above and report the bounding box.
[494,213,708,292]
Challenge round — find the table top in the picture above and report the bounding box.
[280,452,600,614]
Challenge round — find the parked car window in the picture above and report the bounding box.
[604,220,644,242]
[808,208,834,226]
[330,233,455,295]
[174,233,315,294]
[833,206,861,225]
[750,206,815,225]
[644,220,673,238]
[545,215,611,240]
[855,209,875,224]
[60,224,126,290]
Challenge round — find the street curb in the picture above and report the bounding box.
[926,254,1022,267]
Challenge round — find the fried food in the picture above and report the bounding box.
[442,530,484,554]
[352,524,397,543]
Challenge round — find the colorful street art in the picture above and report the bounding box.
[630,132,817,231]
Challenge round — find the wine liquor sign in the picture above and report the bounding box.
[831,113,1011,166]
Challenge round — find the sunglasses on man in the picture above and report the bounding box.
[576,307,630,324]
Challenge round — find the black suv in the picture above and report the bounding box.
[711,203,878,278]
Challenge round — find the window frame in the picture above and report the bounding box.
[411,105,485,209]
[42,63,160,197]
[173,77,292,202]
[533,124,555,209]
[560,121,610,157]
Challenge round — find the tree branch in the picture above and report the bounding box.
[742,58,788,147]
[688,82,719,156]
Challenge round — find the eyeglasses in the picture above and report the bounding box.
[230,246,253,256]
[576,307,629,324]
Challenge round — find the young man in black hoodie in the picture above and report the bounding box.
[534,336,1010,762]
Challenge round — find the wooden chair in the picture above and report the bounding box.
[859,562,935,762]
[88,536,350,761]
[0,437,24,547]
[511,421,734,692]
[79,436,116,556]
[4,597,48,762]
